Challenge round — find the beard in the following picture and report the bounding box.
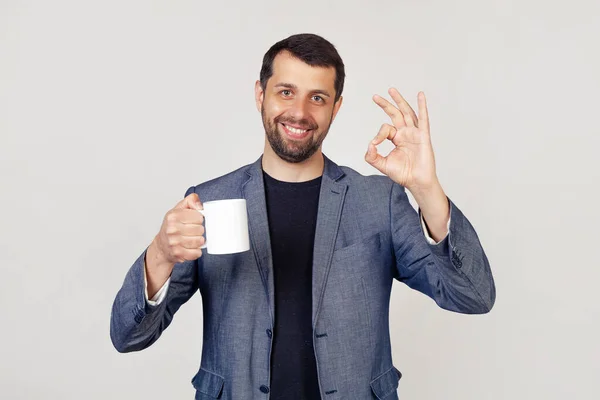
[261,104,333,164]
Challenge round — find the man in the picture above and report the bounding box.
[111,33,495,399]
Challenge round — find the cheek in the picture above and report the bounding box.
[315,109,333,127]
[264,99,287,116]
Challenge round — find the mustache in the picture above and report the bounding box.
[274,115,318,131]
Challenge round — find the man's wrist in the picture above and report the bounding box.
[409,180,450,242]
[146,238,172,271]
[145,238,174,298]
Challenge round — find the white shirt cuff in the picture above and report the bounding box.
[144,260,170,305]
[421,212,450,245]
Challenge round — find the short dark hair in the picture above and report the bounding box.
[259,33,345,102]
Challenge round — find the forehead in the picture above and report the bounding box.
[268,51,336,91]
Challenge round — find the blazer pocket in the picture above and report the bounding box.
[333,231,383,262]
[370,366,402,399]
[192,368,224,399]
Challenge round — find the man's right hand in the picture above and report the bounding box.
[145,193,205,298]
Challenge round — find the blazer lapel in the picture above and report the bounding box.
[312,155,347,326]
[241,154,347,328]
[242,156,275,325]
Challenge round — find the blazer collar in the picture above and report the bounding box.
[245,153,346,182]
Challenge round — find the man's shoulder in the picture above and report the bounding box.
[337,164,395,192]
[184,159,257,199]
[202,162,254,187]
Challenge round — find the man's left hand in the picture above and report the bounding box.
[365,88,438,193]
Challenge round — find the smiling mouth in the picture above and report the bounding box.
[281,123,312,139]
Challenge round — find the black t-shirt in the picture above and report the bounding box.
[263,170,322,400]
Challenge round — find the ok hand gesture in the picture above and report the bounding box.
[365,88,438,192]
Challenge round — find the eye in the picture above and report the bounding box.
[281,90,292,97]
[312,95,324,103]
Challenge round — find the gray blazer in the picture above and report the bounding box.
[110,155,495,399]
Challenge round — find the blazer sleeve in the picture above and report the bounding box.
[110,186,200,352]
[390,183,496,314]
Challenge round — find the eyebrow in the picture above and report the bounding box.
[273,82,332,98]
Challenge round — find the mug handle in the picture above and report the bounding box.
[197,209,208,249]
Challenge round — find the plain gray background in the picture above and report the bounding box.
[1,0,599,398]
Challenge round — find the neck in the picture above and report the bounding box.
[262,141,324,182]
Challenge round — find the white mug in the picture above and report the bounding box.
[197,199,250,255]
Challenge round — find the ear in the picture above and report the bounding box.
[255,80,264,113]
[330,95,344,123]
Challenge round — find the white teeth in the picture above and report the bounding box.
[285,125,307,134]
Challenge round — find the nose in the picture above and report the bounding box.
[287,98,309,121]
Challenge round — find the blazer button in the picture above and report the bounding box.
[266,329,272,339]
[260,385,270,394]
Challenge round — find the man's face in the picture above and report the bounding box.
[255,51,343,163]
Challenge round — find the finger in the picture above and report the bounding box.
[388,88,417,127]
[373,94,405,127]
[165,221,203,236]
[177,209,205,225]
[180,235,205,250]
[175,193,202,210]
[175,247,203,262]
[417,91,430,133]
[364,141,387,174]
[371,123,397,146]
[178,222,205,237]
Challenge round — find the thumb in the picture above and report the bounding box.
[175,193,202,210]
[365,142,387,174]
